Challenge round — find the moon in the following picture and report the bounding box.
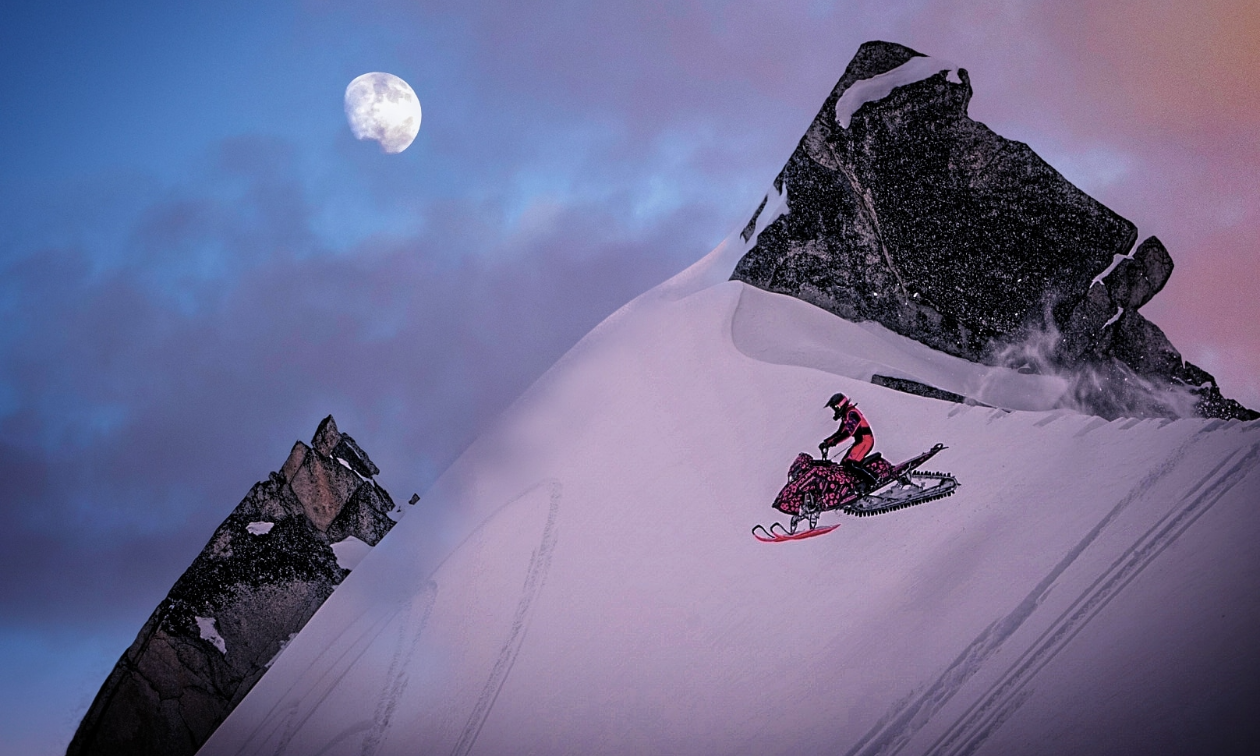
[344,72,422,154]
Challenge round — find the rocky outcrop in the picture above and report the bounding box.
[871,375,973,406]
[732,40,1256,421]
[67,416,407,756]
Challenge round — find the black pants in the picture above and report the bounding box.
[842,458,877,489]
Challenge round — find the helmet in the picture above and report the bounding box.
[825,392,850,419]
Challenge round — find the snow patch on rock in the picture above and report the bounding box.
[1103,306,1125,328]
[330,536,372,570]
[195,616,227,655]
[246,521,274,536]
[1092,250,1135,287]
[743,180,789,252]
[835,55,961,129]
[335,456,368,481]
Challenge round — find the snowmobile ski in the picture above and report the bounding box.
[752,522,841,543]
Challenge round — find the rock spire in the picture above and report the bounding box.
[67,416,405,756]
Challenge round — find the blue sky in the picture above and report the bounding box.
[2,1,1258,753]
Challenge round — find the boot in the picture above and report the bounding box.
[842,458,877,493]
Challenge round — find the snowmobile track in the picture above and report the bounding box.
[845,472,960,517]
[846,485,957,517]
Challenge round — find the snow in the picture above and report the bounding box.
[202,236,1260,755]
[741,180,789,252]
[1103,305,1125,328]
[657,228,748,299]
[335,456,368,480]
[1091,240,1139,286]
[835,55,963,129]
[194,616,227,656]
[731,285,1072,411]
[245,521,274,536]
[330,536,372,570]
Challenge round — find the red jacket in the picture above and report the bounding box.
[822,404,873,454]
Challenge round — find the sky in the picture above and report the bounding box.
[0,0,1256,753]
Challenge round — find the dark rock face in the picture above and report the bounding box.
[871,375,972,406]
[732,41,1256,421]
[67,416,403,756]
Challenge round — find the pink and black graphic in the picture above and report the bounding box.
[774,452,897,515]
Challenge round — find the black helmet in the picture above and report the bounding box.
[826,392,850,419]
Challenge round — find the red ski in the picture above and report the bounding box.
[751,522,841,543]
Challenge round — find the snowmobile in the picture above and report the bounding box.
[752,444,959,543]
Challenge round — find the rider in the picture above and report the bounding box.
[820,392,878,491]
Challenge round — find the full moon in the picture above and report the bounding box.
[344,72,422,154]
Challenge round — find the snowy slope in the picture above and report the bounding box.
[200,232,1260,756]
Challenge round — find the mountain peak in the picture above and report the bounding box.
[311,414,341,455]
[839,40,925,89]
[732,41,1255,421]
